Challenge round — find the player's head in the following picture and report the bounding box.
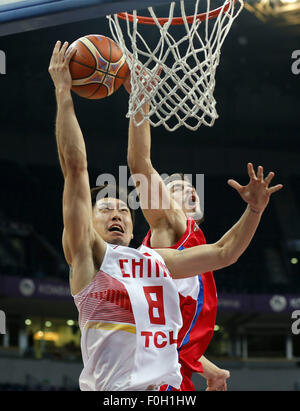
[91,185,135,246]
[164,173,203,223]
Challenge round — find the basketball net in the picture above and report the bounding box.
[108,0,244,131]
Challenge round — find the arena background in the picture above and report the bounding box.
[0,0,299,392]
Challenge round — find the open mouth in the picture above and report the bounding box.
[189,195,196,205]
[108,224,124,234]
[187,194,197,206]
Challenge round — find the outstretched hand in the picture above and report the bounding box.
[48,41,76,91]
[228,163,283,213]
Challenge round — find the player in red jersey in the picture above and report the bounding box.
[126,102,280,391]
[142,179,222,391]
[127,109,226,390]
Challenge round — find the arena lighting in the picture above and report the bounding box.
[24,319,31,326]
[291,257,298,264]
[245,0,300,26]
[34,331,59,342]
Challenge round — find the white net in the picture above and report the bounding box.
[108,0,244,131]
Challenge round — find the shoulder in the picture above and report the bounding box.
[190,219,207,244]
[138,243,157,256]
[148,211,188,248]
[63,227,106,268]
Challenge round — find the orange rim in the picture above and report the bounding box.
[117,0,236,26]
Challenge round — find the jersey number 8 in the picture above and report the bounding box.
[143,286,166,325]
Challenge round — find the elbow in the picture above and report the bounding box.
[227,255,239,267]
[219,246,239,268]
[128,156,152,176]
[64,151,87,175]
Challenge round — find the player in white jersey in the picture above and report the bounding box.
[49,41,283,391]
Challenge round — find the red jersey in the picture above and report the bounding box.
[142,217,218,391]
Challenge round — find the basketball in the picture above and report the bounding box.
[68,34,130,99]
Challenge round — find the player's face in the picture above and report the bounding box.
[167,180,203,221]
[92,198,133,246]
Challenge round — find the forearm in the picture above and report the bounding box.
[127,103,152,173]
[217,205,262,265]
[160,205,263,278]
[55,88,87,174]
[199,355,230,391]
[198,356,221,379]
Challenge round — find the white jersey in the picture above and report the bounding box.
[73,243,182,391]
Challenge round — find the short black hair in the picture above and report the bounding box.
[91,184,135,226]
[163,172,192,187]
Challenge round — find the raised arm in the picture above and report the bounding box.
[49,41,106,295]
[127,105,186,236]
[158,164,283,278]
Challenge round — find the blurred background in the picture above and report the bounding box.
[0,0,299,391]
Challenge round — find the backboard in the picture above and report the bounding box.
[0,0,173,37]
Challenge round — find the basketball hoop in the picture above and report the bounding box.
[108,0,244,131]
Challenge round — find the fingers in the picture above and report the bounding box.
[268,184,283,195]
[248,164,281,190]
[227,179,243,192]
[247,162,256,180]
[248,163,265,182]
[49,40,61,65]
[50,40,71,65]
[53,40,61,56]
[223,370,230,379]
[206,383,227,391]
[59,41,69,63]
[265,171,274,186]
[65,46,77,64]
[257,165,264,182]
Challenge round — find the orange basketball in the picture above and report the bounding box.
[69,34,130,99]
